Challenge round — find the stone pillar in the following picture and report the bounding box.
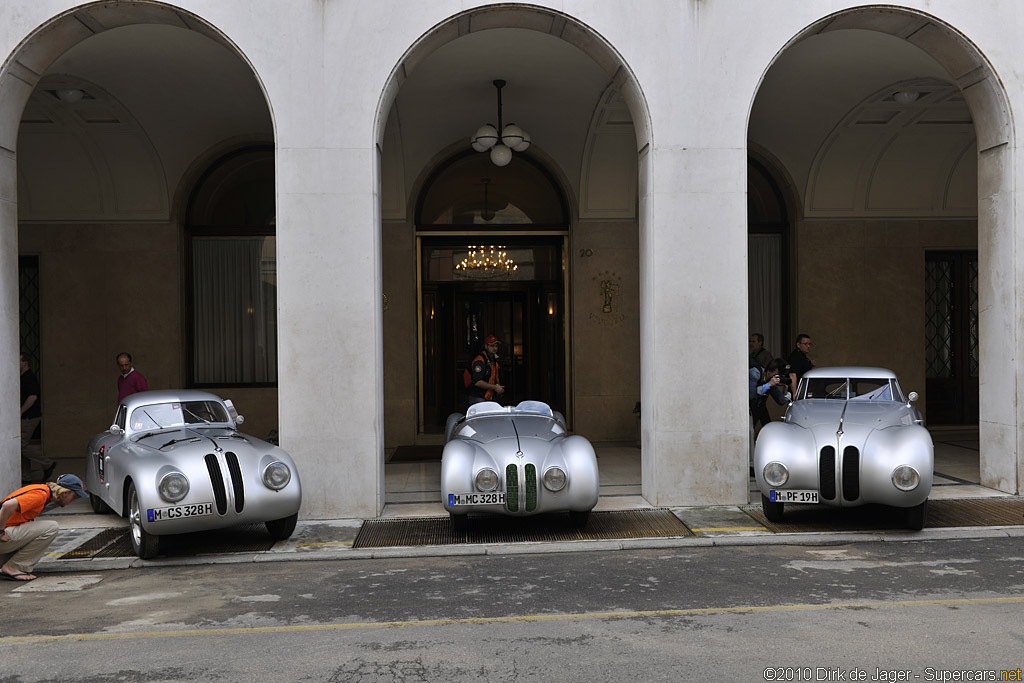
[276,146,384,519]
[0,151,18,497]
[640,145,750,507]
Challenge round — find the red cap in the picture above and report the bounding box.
[485,335,501,345]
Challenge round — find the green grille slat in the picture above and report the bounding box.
[525,464,537,512]
[506,463,519,512]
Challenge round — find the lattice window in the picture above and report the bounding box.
[925,259,953,379]
[19,256,40,372]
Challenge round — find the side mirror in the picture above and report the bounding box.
[907,391,919,403]
[235,415,245,425]
[109,424,123,435]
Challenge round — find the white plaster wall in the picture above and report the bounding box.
[2,0,1023,507]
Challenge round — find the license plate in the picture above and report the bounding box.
[770,489,819,503]
[148,502,214,522]
[448,492,506,506]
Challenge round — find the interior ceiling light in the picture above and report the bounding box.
[893,90,920,105]
[54,88,85,103]
[471,79,531,167]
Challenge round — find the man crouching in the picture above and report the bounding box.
[0,474,89,581]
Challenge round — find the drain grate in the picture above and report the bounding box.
[353,509,693,548]
[59,523,277,559]
[743,497,1024,533]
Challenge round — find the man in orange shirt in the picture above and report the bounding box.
[0,474,88,581]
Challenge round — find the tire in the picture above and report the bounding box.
[127,481,161,560]
[904,500,928,531]
[89,492,112,514]
[761,494,784,523]
[265,513,298,540]
[450,513,469,532]
[568,510,590,528]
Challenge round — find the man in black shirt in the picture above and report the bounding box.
[20,354,54,483]
[786,334,815,394]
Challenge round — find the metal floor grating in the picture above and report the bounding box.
[353,509,693,548]
[59,523,278,560]
[743,497,1024,533]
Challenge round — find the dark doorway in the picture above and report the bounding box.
[925,251,978,424]
[420,239,565,433]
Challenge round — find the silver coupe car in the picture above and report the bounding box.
[754,367,933,530]
[85,390,302,558]
[442,400,600,530]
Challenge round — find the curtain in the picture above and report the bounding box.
[192,237,277,384]
[748,234,783,359]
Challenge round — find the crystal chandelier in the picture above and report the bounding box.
[471,80,531,167]
[454,245,519,280]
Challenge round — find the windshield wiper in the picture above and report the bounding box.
[181,405,211,425]
[827,382,848,399]
[135,428,181,441]
[142,409,164,429]
[159,436,201,449]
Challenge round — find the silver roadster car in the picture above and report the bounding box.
[85,390,302,558]
[754,367,933,530]
[442,401,600,529]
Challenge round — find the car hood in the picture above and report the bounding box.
[454,415,565,445]
[788,400,920,440]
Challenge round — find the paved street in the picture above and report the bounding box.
[3,537,1023,682]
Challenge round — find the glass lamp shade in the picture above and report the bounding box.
[500,124,524,149]
[55,88,84,103]
[473,124,498,150]
[511,130,531,153]
[489,144,512,167]
[471,141,488,152]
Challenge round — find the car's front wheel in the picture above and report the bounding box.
[569,510,590,528]
[904,500,928,531]
[89,492,111,514]
[265,513,298,540]
[761,494,784,522]
[127,481,160,560]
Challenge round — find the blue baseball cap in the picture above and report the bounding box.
[56,474,89,498]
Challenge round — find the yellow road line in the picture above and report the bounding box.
[3,595,1023,644]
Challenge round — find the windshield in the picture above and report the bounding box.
[466,400,554,418]
[800,378,904,402]
[129,400,231,432]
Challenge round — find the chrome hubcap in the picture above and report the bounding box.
[129,490,142,546]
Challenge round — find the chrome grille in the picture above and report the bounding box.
[842,446,860,501]
[226,451,245,513]
[205,453,228,515]
[506,463,519,512]
[525,464,537,512]
[819,446,836,500]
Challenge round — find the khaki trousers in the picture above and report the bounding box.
[0,518,59,573]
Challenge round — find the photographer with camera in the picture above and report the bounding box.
[751,357,792,429]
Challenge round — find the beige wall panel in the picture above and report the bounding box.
[381,221,417,447]
[571,221,639,441]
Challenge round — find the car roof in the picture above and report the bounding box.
[120,389,224,411]
[803,366,897,380]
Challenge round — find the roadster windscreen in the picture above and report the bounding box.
[130,401,231,431]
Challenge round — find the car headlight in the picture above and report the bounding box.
[762,462,789,488]
[158,472,189,503]
[891,465,920,491]
[542,466,567,492]
[262,461,292,491]
[475,468,498,492]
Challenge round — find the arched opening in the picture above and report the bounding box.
[375,8,650,512]
[748,9,1015,493]
[0,3,275,492]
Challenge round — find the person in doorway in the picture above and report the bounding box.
[749,333,773,372]
[751,357,792,430]
[20,353,54,484]
[786,334,815,393]
[116,352,148,403]
[0,474,89,581]
[468,335,504,405]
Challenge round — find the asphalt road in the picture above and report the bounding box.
[2,538,1023,682]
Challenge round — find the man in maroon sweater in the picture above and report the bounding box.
[116,352,149,403]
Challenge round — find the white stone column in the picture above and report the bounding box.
[276,146,384,519]
[640,145,750,506]
[0,151,18,496]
